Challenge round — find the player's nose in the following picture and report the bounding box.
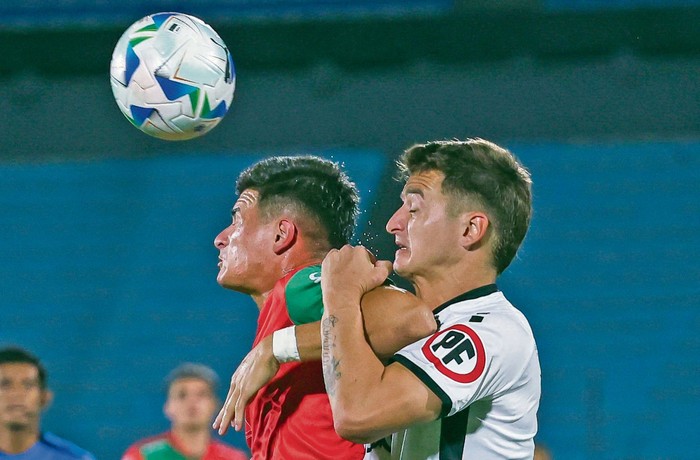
[214,226,231,248]
[385,207,405,235]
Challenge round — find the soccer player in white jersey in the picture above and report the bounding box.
[320,138,541,459]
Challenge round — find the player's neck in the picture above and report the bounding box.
[250,245,323,310]
[0,426,39,454]
[171,426,211,458]
[281,234,326,271]
[278,247,322,281]
[412,266,497,309]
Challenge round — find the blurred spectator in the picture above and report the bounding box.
[0,346,96,459]
[121,363,247,460]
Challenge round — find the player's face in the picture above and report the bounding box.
[214,189,278,294]
[164,378,217,431]
[0,363,46,431]
[386,170,465,281]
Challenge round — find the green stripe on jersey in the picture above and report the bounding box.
[285,265,324,325]
[140,440,186,459]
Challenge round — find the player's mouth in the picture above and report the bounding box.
[395,241,408,253]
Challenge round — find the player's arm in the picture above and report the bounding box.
[321,245,443,443]
[299,284,436,361]
[213,272,437,434]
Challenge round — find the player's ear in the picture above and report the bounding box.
[40,389,54,411]
[163,400,174,421]
[273,219,297,254]
[460,211,490,250]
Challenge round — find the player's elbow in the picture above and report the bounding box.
[334,421,376,444]
[333,409,381,444]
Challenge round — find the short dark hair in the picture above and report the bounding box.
[399,139,532,274]
[236,155,359,249]
[0,346,48,389]
[163,362,219,393]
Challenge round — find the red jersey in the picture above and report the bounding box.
[121,431,248,460]
[245,264,364,459]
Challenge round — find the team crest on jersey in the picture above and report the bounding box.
[422,324,486,383]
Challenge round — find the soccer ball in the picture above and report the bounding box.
[109,12,235,141]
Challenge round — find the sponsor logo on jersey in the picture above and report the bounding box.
[422,324,486,383]
[308,271,322,283]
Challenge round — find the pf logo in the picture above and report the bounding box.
[422,324,486,383]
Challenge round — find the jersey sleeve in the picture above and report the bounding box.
[121,444,144,460]
[285,265,324,325]
[392,313,524,418]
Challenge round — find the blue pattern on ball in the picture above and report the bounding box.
[130,105,156,126]
[155,75,197,101]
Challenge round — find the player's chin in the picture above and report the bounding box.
[216,272,236,289]
[392,254,410,276]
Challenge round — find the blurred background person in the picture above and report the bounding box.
[121,363,247,460]
[0,346,95,460]
[534,442,553,460]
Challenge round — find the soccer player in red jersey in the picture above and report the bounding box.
[121,363,247,460]
[212,156,436,459]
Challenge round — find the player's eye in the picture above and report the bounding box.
[231,208,241,223]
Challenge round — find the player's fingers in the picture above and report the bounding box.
[212,406,224,430]
[216,406,230,435]
[217,379,240,434]
[358,245,378,263]
[213,385,233,430]
[375,259,393,275]
[218,397,235,434]
[233,391,247,431]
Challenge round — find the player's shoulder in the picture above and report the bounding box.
[441,289,522,323]
[439,292,536,364]
[285,264,323,325]
[208,440,249,460]
[122,432,173,458]
[286,264,322,290]
[40,432,96,460]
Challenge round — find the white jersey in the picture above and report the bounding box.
[365,284,540,460]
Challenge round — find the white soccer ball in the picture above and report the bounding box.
[110,12,236,141]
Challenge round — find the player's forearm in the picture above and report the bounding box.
[295,321,323,361]
[321,299,387,443]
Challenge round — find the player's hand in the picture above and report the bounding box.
[213,334,279,435]
[321,245,393,305]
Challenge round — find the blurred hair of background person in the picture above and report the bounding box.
[0,346,96,460]
[121,363,247,460]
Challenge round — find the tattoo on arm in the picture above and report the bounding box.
[321,315,341,397]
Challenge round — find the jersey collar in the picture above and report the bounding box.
[432,283,498,315]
